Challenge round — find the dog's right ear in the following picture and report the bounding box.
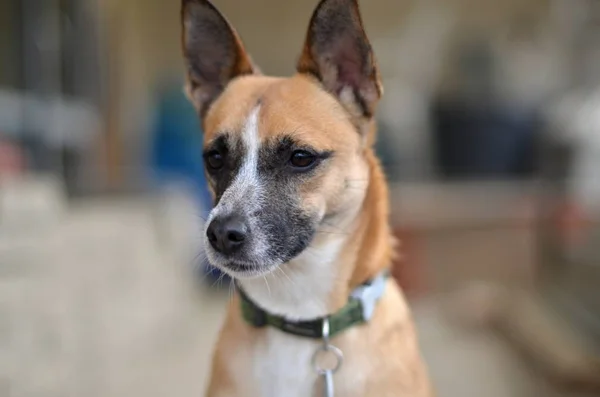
[181,0,256,116]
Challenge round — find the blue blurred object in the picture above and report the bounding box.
[149,83,209,204]
[148,80,229,285]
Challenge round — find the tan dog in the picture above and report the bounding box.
[181,0,433,395]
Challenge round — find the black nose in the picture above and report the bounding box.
[206,215,248,255]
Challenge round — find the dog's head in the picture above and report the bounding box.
[182,0,382,278]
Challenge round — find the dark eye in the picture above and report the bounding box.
[205,151,224,170]
[290,150,316,169]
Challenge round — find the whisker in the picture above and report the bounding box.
[282,265,305,294]
[228,278,234,301]
[230,281,238,302]
[191,252,218,285]
[211,271,227,289]
[263,275,272,297]
[277,266,296,288]
[345,178,369,183]
[316,230,350,236]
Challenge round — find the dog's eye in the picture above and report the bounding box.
[290,150,316,169]
[205,151,225,170]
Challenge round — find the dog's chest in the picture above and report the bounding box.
[246,329,320,397]
[228,329,366,397]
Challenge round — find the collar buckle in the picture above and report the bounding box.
[350,271,388,321]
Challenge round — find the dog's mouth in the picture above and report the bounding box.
[214,260,279,279]
[223,261,258,274]
[203,245,282,278]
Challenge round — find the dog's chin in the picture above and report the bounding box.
[204,250,281,280]
[223,263,278,279]
[211,260,279,279]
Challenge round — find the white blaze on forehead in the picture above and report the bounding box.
[209,106,262,220]
[238,105,261,187]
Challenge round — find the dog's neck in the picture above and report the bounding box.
[239,149,394,321]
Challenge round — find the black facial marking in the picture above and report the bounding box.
[264,205,315,262]
[253,135,332,263]
[206,133,333,267]
[258,136,295,173]
[203,134,242,204]
[258,136,332,176]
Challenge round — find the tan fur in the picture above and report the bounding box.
[201,76,433,397]
[182,0,433,395]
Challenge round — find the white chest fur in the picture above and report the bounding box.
[249,329,321,397]
[226,328,366,397]
[231,234,349,396]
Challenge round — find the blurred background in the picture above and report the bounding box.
[1,0,600,396]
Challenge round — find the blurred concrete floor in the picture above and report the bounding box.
[0,194,595,397]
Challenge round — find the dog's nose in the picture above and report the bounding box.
[206,215,248,255]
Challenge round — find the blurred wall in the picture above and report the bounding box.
[0,1,20,89]
[99,0,553,187]
[104,0,551,81]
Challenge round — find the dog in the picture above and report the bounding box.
[181,0,433,395]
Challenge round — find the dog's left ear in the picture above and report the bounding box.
[297,0,383,123]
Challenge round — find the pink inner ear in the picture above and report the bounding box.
[335,55,362,94]
[328,35,367,94]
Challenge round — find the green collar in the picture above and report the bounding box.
[238,270,390,339]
